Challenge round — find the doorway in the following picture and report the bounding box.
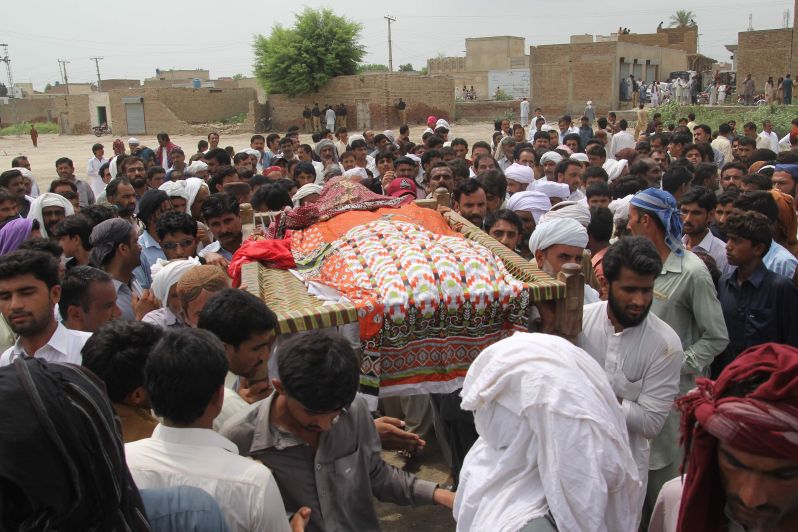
[97,106,108,126]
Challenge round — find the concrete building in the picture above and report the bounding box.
[530,25,711,115]
[427,36,529,100]
[732,0,798,94]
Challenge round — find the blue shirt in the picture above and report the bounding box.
[139,486,231,532]
[763,241,798,279]
[716,262,798,372]
[134,231,166,289]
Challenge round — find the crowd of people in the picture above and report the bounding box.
[0,103,797,531]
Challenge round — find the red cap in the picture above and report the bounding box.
[385,177,417,198]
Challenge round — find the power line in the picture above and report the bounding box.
[90,56,103,92]
[384,15,396,72]
[57,58,70,94]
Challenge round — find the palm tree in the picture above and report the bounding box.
[669,10,697,27]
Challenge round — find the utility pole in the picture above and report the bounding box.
[57,59,70,95]
[0,44,20,133]
[747,14,753,31]
[384,15,396,72]
[90,57,104,92]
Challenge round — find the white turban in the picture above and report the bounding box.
[26,192,74,238]
[128,137,140,145]
[570,153,589,163]
[14,167,39,198]
[528,218,588,254]
[184,178,208,210]
[530,180,570,200]
[342,167,368,183]
[603,159,628,183]
[609,194,634,225]
[504,163,535,185]
[150,257,201,307]
[186,161,208,177]
[435,119,451,131]
[159,180,190,202]
[506,191,551,223]
[539,152,563,166]
[244,149,260,158]
[293,183,323,207]
[539,200,592,227]
[540,124,554,132]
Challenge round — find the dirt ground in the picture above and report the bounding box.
[0,123,495,191]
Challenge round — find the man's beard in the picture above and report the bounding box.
[117,205,135,217]
[131,177,146,189]
[467,214,484,227]
[608,287,651,328]
[219,231,243,247]
[7,304,53,337]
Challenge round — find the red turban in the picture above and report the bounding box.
[676,343,798,532]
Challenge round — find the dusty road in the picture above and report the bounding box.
[0,122,496,191]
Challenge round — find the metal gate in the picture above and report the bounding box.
[356,100,370,130]
[125,102,145,134]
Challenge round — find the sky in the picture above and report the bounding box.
[1,0,789,90]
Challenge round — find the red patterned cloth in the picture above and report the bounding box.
[676,343,798,532]
[228,237,295,287]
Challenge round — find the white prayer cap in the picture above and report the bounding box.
[150,258,201,307]
[244,149,260,158]
[539,200,592,227]
[609,194,634,225]
[184,177,208,210]
[539,152,563,166]
[528,218,588,254]
[540,124,554,132]
[586,100,593,106]
[128,137,140,145]
[506,191,551,223]
[570,153,589,163]
[531,180,570,200]
[292,183,323,207]
[603,159,629,183]
[504,163,535,185]
[159,180,190,202]
[26,192,74,238]
[343,167,368,183]
[186,161,208,176]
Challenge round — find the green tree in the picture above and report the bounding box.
[357,63,389,73]
[253,8,365,96]
[669,10,696,27]
[419,66,429,76]
[232,73,244,80]
[398,63,414,72]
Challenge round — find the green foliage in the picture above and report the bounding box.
[357,63,389,73]
[253,8,365,96]
[495,111,517,123]
[221,112,247,125]
[232,73,244,80]
[418,66,429,76]
[398,63,414,72]
[44,83,53,92]
[669,10,696,27]
[0,122,59,136]
[653,101,798,136]
[494,88,513,101]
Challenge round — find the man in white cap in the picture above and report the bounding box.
[538,151,562,181]
[529,218,600,303]
[538,200,592,228]
[27,192,74,238]
[503,162,535,195]
[530,180,569,206]
[506,191,551,258]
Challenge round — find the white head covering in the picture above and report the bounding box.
[128,137,140,146]
[435,118,450,131]
[609,194,634,225]
[603,159,628,183]
[185,161,208,177]
[506,191,551,223]
[184,177,208,210]
[528,218,588,253]
[150,257,201,307]
[539,152,563,166]
[244,149,260,158]
[159,180,190,202]
[292,183,323,207]
[570,153,589,163]
[26,192,74,238]
[539,200,592,227]
[504,163,535,185]
[540,124,554,132]
[14,167,39,198]
[342,167,368,183]
[530,180,570,200]
[454,333,642,532]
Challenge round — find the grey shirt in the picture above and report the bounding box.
[221,393,437,532]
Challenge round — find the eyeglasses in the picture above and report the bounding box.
[161,238,195,251]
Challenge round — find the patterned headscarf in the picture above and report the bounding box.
[630,188,683,256]
[677,343,798,532]
[0,358,150,531]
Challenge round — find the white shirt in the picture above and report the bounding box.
[324,108,336,124]
[87,156,109,197]
[757,130,779,152]
[0,321,91,366]
[683,230,732,276]
[520,100,529,117]
[578,301,683,485]
[609,130,636,158]
[126,424,291,532]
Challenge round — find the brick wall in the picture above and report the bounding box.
[455,101,518,123]
[268,73,454,131]
[737,28,792,93]
[155,88,256,123]
[0,94,92,133]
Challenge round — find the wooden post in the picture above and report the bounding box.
[555,262,584,343]
[434,187,451,208]
[240,203,254,240]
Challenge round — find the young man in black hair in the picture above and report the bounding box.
[199,193,242,266]
[157,211,199,261]
[52,214,92,269]
[484,209,523,251]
